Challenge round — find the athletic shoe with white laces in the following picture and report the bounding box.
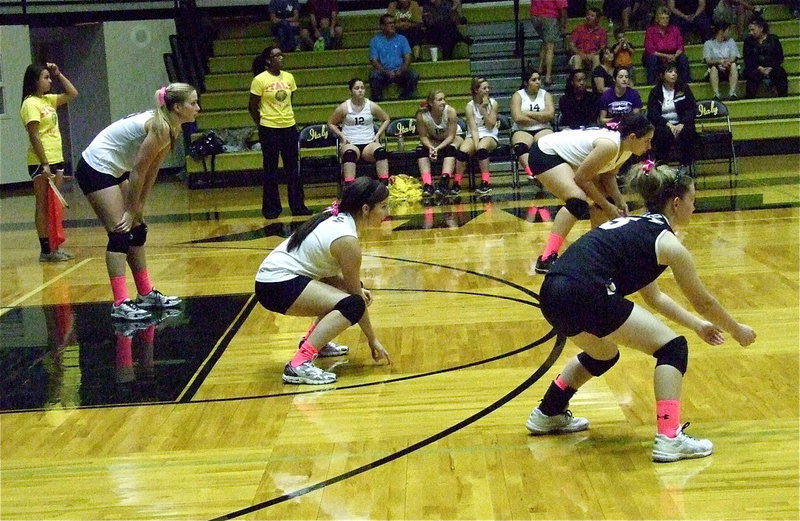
[525,408,589,434]
[111,299,152,321]
[298,337,350,357]
[534,252,558,274]
[135,288,182,309]
[652,423,713,463]
[39,250,74,262]
[282,361,337,385]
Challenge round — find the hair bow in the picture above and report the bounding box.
[605,120,619,130]
[419,101,429,109]
[157,86,168,107]
[326,201,340,216]
[642,159,656,174]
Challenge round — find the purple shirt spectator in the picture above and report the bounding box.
[599,87,642,118]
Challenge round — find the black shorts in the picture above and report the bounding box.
[528,142,567,176]
[255,276,312,314]
[75,157,130,195]
[539,274,634,338]
[28,162,65,179]
[512,128,551,141]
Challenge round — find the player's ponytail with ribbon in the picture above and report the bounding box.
[287,177,389,251]
[627,162,693,213]
[151,82,196,150]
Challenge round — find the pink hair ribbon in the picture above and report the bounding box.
[157,86,168,107]
[327,201,340,216]
[606,120,619,130]
[642,159,656,174]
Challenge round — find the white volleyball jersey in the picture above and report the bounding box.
[256,213,358,283]
[420,105,451,142]
[82,111,154,177]
[466,98,499,140]
[537,128,631,173]
[342,99,375,145]
[512,88,550,132]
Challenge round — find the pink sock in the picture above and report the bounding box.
[344,175,356,183]
[132,269,153,297]
[541,233,565,258]
[453,173,463,184]
[421,172,433,185]
[656,400,681,438]
[378,174,389,180]
[141,325,156,344]
[115,335,133,367]
[524,164,534,177]
[554,374,570,390]
[110,275,128,306]
[290,340,319,368]
[481,171,491,183]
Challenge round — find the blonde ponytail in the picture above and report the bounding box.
[626,161,693,213]
[150,82,196,150]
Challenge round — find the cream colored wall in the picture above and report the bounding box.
[0,26,32,185]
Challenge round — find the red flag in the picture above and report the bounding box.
[47,184,66,251]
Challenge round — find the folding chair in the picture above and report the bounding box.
[694,99,739,189]
[297,123,340,195]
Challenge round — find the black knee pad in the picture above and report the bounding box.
[441,145,456,158]
[455,150,469,162]
[653,335,688,375]
[107,231,130,254]
[475,148,490,160]
[373,147,388,161]
[513,142,530,158]
[341,149,358,164]
[415,145,428,159]
[565,197,589,219]
[577,351,620,377]
[333,294,366,325]
[129,223,148,247]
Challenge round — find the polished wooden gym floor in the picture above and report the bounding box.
[1,155,798,520]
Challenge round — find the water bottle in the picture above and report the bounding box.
[397,133,405,151]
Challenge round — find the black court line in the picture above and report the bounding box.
[208,334,566,521]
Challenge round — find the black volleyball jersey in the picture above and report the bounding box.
[548,213,673,296]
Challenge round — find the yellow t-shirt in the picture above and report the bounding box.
[20,94,63,165]
[250,70,297,128]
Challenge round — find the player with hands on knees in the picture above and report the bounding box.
[525,160,756,463]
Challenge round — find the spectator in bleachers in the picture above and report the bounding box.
[647,61,698,166]
[569,8,608,71]
[415,90,464,197]
[593,47,616,93]
[511,69,555,179]
[611,26,636,84]
[712,0,757,38]
[388,0,425,61]
[305,0,343,50]
[644,6,692,84]
[249,46,311,218]
[269,0,302,52]
[530,0,568,86]
[422,0,473,60]
[703,22,740,99]
[559,69,600,129]
[369,14,420,101]
[599,67,643,124]
[668,0,713,41]
[454,77,499,195]
[603,0,635,31]
[327,78,391,186]
[743,17,789,98]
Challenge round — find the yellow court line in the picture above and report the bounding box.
[0,258,93,316]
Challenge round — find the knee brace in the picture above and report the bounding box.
[455,150,470,162]
[129,223,148,247]
[333,294,366,325]
[107,231,130,254]
[565,197,589,219]
[513,142,530,158]
[577,351,620,377]
[441,145,456,158]
[475,148,490,160]
[341,149,358,164]
[372,147,388,161]
[415,145,428,159]
[653,335,689,375]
